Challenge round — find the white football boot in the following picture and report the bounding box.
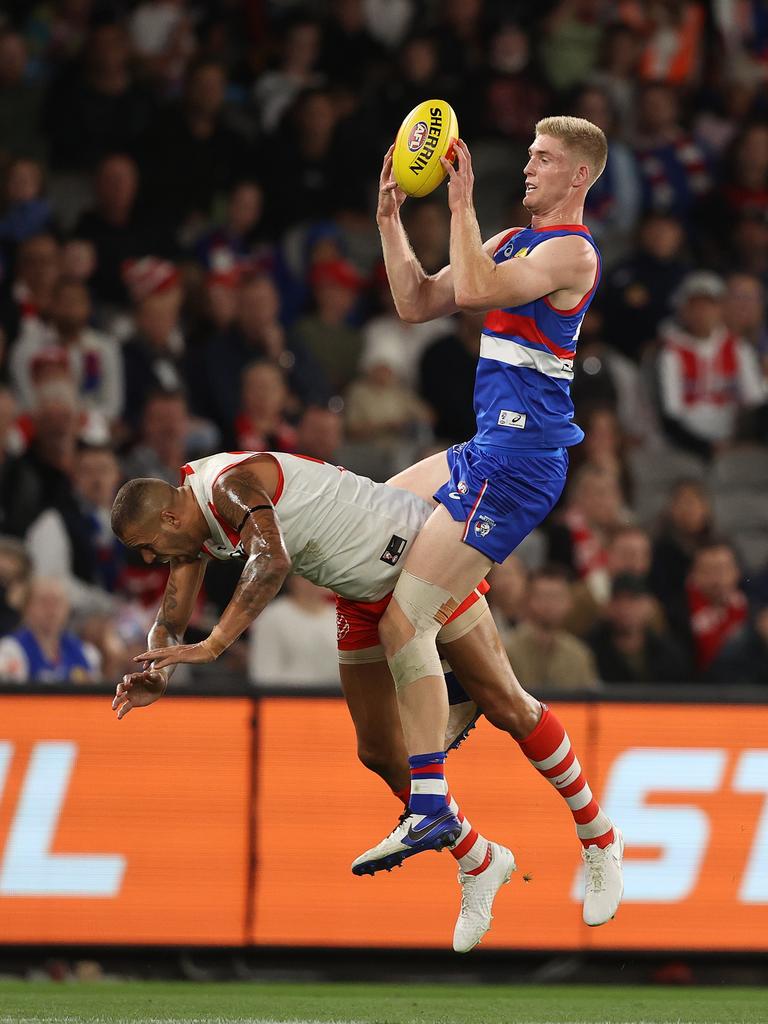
[453,843,516,953]
[582,828,624,926]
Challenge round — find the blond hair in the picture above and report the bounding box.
[535,115,608,186]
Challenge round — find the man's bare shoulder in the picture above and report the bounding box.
[212,455,277,500]
[529,231,596,268]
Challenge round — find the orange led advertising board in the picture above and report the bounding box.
[1,694,766,950]
[253,699,768,951]
[0,696,252,945]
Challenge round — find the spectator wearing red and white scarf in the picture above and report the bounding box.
[546,465,630,604]
[682,541,748,674]
[656,271,766,458]
[10,278,123,423]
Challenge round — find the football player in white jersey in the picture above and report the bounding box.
[110,450,614,942]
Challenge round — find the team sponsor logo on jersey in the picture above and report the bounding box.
[474,515,496,538]
[380,534,407,565]
[407,121,428,151]
[498,409,527,429]
[503,243,529,259]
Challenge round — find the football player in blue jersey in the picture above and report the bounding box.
[356,117,624,927]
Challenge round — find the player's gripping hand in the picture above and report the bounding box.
[112,669,168,720]
[133,640,217,671]
[377,144,407,223]
[441,139,475,213]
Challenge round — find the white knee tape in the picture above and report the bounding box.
[337,644,385,664]
[388,570,456,692]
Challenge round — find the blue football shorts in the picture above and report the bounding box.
[434,438,569,564]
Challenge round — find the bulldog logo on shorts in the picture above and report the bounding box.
[474,515,496,538]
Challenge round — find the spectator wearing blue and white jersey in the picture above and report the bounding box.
[0,576,99,683]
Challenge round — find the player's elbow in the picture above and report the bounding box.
[395,300,428,324]
[455,291,489,312]
[250,548,291,587]
[267,550,292,582]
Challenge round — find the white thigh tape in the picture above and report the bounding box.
[337,643,386,664]
[389,570,455,691]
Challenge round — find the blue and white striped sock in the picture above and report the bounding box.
[408,751,449,816]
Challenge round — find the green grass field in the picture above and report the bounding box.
[0,981,764,1024]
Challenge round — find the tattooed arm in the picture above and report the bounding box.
[147,557,209,669]
[113,557,208,719]
[133,468,291,670]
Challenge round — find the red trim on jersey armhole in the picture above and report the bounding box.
[272,458,285,505]
[208,501,241,546]
[543,254,600,315]
[219,450,286,505]
[532,223,591,234]
[210,453,261,493]
[179,463,194,484]
[207,451,285,531]
[494,228,522,255]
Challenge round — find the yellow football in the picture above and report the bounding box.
[392,99,459,198]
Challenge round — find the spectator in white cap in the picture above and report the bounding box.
[655,269,767,458]
[344,337,433,470]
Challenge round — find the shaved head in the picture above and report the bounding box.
[111,477,176,540]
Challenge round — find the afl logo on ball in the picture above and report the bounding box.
[408,121,428,152]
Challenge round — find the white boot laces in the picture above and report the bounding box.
[458,871,478,917]
[584,845,607,894]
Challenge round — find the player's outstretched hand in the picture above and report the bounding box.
[112,669,168,720]
[133,640,217,671]
[441,139,474,213]
[376,144,407,223]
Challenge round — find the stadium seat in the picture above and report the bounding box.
[628,446,707,526]
[710,446,768,493]
[712,491,768,570]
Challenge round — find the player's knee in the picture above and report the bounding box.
[380,571,454,681]
[482,694,538,738]
[377,607,408,659]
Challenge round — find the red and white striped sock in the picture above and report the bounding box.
[391,786,490,873]
[447,793,491,874]
[517,705,614,849]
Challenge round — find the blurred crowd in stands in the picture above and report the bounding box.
[0,0,767,690]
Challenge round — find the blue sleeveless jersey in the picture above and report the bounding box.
[473,224,601,450]
[11,627,92,682]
